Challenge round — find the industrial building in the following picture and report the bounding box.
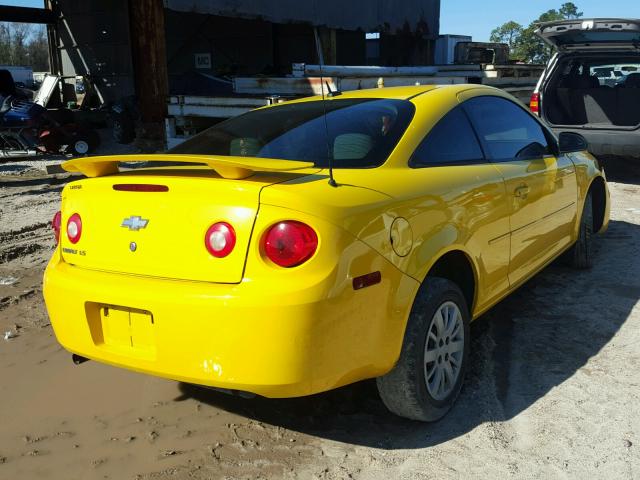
[0,0,441,138]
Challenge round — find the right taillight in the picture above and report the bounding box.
[529,92,540,115]
[52,210,61,244]
[204,222,236,258]
[66,213,82,244]
[263,221,318,268]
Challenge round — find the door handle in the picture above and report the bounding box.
[514,184,530,198]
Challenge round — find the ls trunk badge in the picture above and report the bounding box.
[122,215,149,231]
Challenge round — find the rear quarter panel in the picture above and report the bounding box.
[261,87,513,317]
[568,151,611,234]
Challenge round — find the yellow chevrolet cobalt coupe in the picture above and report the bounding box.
[43,85,609,421]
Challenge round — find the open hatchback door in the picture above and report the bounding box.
[532,18,640,157]
[536,18,640,51]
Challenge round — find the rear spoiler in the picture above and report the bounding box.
[62,154,316,179]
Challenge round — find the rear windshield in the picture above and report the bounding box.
[169,98,415,168]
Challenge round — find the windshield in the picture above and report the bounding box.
[169,98,415,168]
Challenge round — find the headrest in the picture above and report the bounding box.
[333,133,373,160]
[229,137,262,157]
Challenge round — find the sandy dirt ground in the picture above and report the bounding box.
[1,158,639,479]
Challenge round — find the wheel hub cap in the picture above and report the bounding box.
[423,301,464,401]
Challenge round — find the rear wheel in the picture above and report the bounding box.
[565,192,593,269]
[377,277,470,421]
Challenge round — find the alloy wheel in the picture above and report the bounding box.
[423,301,465,401]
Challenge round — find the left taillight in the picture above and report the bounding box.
[52,210,61,244]
[66,213,82,244]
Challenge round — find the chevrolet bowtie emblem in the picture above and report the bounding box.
[121,216,149,231]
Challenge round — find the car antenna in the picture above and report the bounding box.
[314,27,338,187]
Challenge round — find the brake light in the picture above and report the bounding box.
[529,92,540,115]
[205,222,236,257]
[113,184,169,192]
[263,221,318,268]
[67,213,82,244]
[52,211,61,243]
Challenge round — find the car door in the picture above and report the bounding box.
[408,105,511,313]
[463,95,577,287]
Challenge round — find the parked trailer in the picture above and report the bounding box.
[165,62,544,147]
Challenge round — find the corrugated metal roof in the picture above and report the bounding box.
[163,0,440,37]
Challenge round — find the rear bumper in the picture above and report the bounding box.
[550,126,640,158]
[43,250,418,398]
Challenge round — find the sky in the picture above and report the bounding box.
[3,0,639,42]
[441,0,639,41]
[1,0,41,7]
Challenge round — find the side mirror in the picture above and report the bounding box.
[558,132,588,154]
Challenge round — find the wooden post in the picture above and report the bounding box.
[128,0,169,129]
[45,0,61,75]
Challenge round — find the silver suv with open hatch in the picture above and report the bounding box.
[531,18,640,158]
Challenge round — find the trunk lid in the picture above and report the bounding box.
[59,158,317,283]
[536,18,640,51]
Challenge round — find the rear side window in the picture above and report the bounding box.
[463,96,550,161]
[410,107,484,166]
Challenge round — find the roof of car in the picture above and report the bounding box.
[286,84,499,104]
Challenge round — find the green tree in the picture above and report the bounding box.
[27,27,49,71]
[490,20,523,58]
[498,3,583,63]
[513,9,563,63]
[0,22,49,71]
[559,2,583,19]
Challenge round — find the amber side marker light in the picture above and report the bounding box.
[353,271,382,290]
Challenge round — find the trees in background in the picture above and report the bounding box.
[0,22,49,71]
[490,2,583,64]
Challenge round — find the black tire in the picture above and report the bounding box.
[376,277,470,422]
[564,192,593,269]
